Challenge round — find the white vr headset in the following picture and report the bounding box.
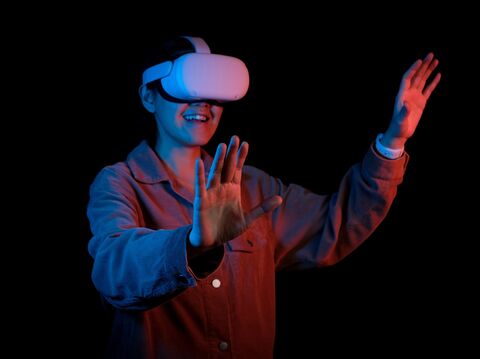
[141,37,250,102]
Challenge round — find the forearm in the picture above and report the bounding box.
[319,144,409,263]
[273,144,408,270]
[89,225,196,310]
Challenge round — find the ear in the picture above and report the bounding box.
[139,85,156,113]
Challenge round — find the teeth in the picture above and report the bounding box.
[184,114,208,121]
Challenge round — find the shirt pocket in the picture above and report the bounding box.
[226,217,268,254]
[225,219,273,285]
[227,235,256,253]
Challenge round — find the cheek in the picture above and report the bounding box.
[175,104,189,119]
[213,107,224,120]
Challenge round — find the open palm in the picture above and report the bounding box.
[189,136,282,249]
[385,53,441,147]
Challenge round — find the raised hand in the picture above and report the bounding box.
[189,135,283,250]
[382,53,441,149]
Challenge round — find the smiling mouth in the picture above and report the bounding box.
[183,114,209,123]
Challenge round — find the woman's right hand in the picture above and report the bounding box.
[189,135,282,250]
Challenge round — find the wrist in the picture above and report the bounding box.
[187,232,217,259]
[380,133,407,149]
[375,133,404,159]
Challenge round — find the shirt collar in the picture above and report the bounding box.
[126,140,213,184]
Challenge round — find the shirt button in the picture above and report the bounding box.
[218,341,229,351]
[212,279,221,288]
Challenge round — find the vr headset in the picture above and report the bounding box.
[141,37,250,102]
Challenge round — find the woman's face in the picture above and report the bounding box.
[153,91,223,149]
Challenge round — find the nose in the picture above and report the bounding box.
[190,101,211,108]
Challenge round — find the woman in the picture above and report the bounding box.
[87,36,440,358]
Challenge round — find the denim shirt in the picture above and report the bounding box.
[87,140,408,358]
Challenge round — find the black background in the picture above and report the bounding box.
[18,7,477,358]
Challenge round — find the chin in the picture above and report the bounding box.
[185,136,212,147]
[196,139,212,147]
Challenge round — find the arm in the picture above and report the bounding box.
[87,165,196,310]
[273,54,441,269]
[272,146,408,270]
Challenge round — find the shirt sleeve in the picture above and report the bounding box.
[87,165,198,310]
[271,144,409,271]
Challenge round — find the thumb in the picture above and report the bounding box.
[245,195,283,227]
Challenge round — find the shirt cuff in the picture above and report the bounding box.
[375,133,404,159]
[165,224,198,289]
[363,143,409,182]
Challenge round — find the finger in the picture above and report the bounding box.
[418,58,439,90]
[396,60,422,112]
[207,143,227,188]
[245,195,283,227]
[423,73,441,100]
[221,135,240,183]
[233,141,249,184]
[412,53,434,88]
[194,158,207,200]
[401,59,422,89]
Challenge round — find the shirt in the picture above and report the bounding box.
[87,140,408,358]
